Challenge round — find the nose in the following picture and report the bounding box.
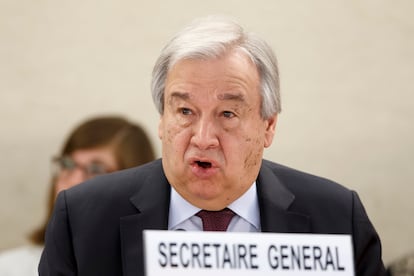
[190,116,219,150]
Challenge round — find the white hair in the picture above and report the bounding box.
[151,15,281,119]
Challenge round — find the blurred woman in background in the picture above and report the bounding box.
[0,115,156,275]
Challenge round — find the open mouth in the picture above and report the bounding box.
[195,161,212,169]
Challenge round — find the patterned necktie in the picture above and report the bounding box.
[196,208,235,231]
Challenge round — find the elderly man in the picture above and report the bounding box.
[39,16,385,276]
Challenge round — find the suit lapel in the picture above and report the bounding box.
[119,161,170,276]
[257,162,311,233]
[119,160,311,275]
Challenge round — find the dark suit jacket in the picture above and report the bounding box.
[39,159,385,275]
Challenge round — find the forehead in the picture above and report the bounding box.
[165,50,260,100]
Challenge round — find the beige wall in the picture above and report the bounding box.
[1,0,413,265]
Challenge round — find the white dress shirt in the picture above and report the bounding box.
[168,182,261,232]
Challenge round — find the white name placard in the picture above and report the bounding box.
[143,230,354,276]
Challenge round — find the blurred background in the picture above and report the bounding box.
[0,0,413,265]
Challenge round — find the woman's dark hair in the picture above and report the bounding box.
[29,116,156,244]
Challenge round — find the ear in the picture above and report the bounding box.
[158,116,164,140]
[264,114,278,148]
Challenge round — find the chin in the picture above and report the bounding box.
[190,184,222,201]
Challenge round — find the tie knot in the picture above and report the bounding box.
[196,208,235,231]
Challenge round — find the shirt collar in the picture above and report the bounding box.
[168,182,260,230]
[228,182,260,229]
[168,188,200,229]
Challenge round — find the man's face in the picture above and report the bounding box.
[159,49,277,210]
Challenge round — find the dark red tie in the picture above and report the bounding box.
[196,208,235,231]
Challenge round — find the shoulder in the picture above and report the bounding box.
[66,159,163,199]
[261,159,351,195]
[259,159,355,215]
[58,159,164,217]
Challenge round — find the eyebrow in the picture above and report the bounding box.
[170,92,190,101]
[168,91,245,103]
[217,92,245,102]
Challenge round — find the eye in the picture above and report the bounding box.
[222,111,235,118]
[87,163,107,176]
[60,156,76,171]
[180,108,192,115]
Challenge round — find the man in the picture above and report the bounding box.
[39,16,385,275]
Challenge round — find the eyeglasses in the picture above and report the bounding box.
[52,155,110,179]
